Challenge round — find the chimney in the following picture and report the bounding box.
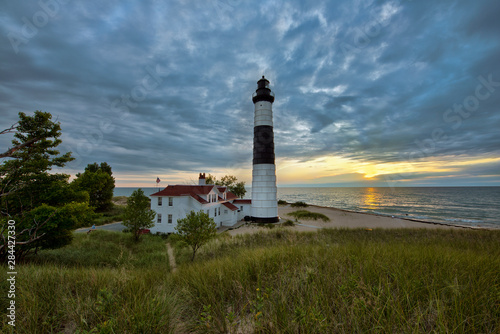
[199,173,206,185]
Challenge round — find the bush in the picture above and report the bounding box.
[291,201,308,208]
[278,200,288,205]
[282,220,295,226]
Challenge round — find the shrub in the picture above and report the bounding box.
[282,220,295,226]
[291,201,308,208]
[278,200,288,205]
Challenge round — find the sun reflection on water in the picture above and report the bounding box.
[362,187,380,210]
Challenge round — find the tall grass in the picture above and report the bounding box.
[1,228,499,333]
[0,231,174,333]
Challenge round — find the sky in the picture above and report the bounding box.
[1,0,499,187]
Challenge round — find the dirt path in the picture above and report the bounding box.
[166,243,177,272]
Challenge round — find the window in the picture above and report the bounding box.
[224,209,228,214]
[168,197,173,206]
[158,197,162,206]
[214,208,217,217]
[206,210,209,216]
[240,206,243,211]
[168,214,172,224]
[218,207,220,215]
[157,213,162,224]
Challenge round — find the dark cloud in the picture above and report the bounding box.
[1,0,499,185]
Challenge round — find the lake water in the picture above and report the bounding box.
[114,186,500,229]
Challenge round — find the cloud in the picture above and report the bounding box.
[1,0,499,186]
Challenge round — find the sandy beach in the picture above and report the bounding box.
[227,204,457,236]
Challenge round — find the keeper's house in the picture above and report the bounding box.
[149,173,251,234]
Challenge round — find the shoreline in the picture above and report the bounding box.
[227,203,496,236]
[303,204,491,230]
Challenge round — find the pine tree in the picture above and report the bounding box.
[0,111,92,261]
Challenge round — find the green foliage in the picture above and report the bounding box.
[205,174,247,199]
[28,230,169,268]
[0,111,74,215]
[282,219,295,226]
[93,205,125,226]
[288,210,330,222]
[5,231,176,333]
[4,228,500,333]
[278,199,288,205]
[170,228,500,333]
[72,162,115,212]
[0,111,92,261]
[23,202,94,250]
[122,189,155,241]
[291,201,308,208]
[175,210,217,261]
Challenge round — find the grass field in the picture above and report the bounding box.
[1,228,499,333]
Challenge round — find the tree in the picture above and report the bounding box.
[205,174,247,198]
[0,111,93,261]
[122,189,155,241]
[175,210,217,261]
[72,162,115,212]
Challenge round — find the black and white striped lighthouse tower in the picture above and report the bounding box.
[251,76,279,223]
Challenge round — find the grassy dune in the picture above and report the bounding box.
[1,228,499,333]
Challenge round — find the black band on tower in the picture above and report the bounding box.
[253,125,275,164]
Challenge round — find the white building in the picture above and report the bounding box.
[149,173,251,234]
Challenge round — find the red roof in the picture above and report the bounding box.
[151,185,214,197]
[233,199,251,204]
[151,185,215,204]
[222,202,239,211]
[151,185,241,205]
[192,194,208,204]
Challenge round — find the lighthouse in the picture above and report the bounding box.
[251,76,279,223]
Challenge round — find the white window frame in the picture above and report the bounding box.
[158,197,162,206]
[157,213,162,224]
[168,214,172,224]
[168,197,173,206]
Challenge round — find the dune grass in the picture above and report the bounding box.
[288,209,331,222]
[1,228,499,333]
